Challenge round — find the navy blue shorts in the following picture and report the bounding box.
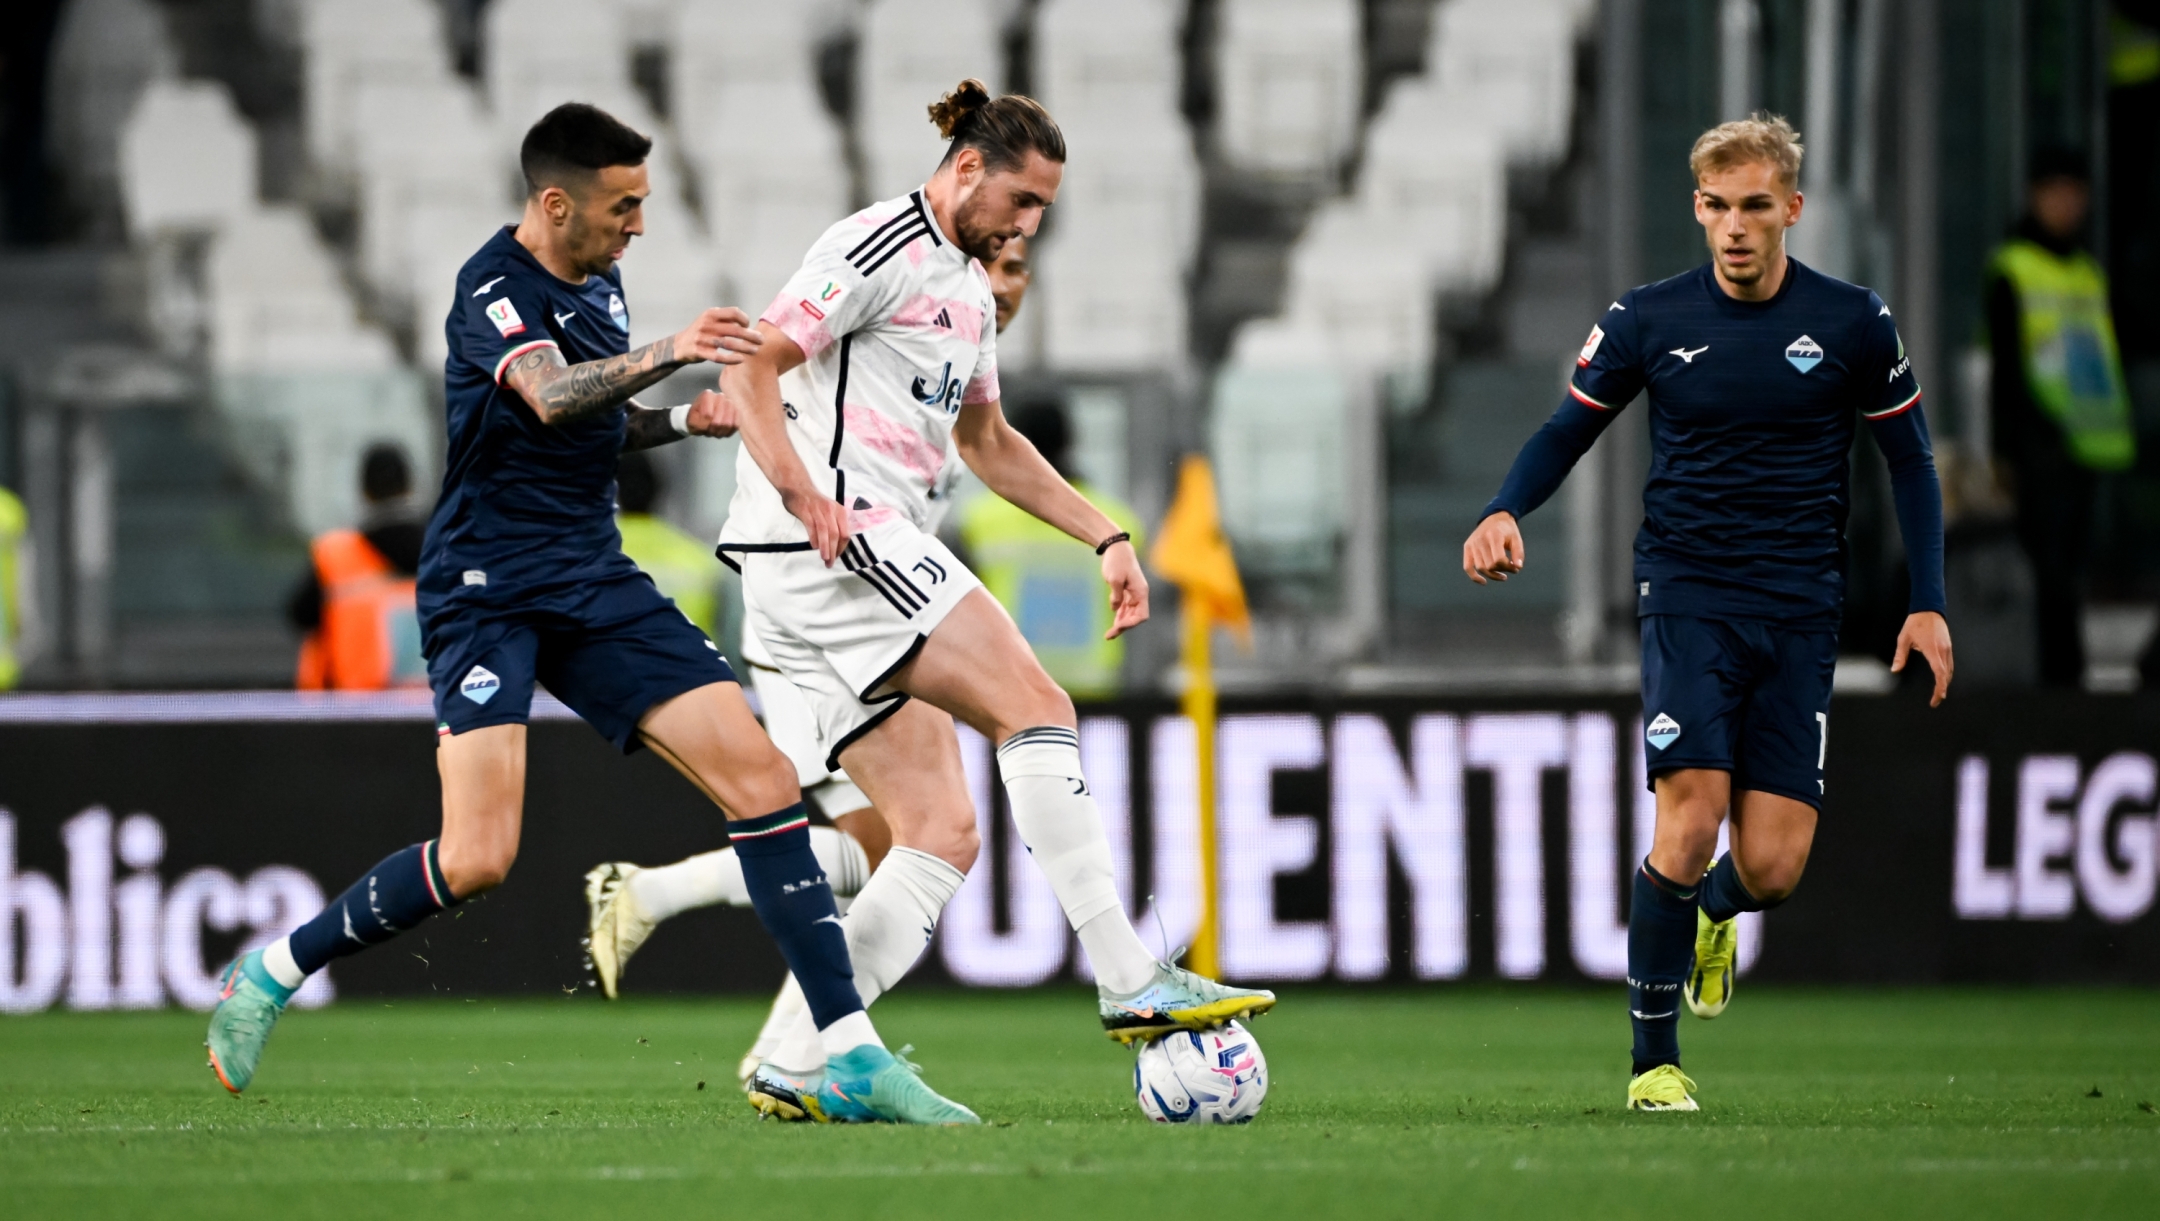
[1638,614,1836,809]
[425,575,736,753]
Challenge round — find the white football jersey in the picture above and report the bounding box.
[719,189,998,551]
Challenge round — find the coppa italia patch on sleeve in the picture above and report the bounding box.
[801,280,847,321]
[1578,324,1606,367]
[486,298,526,337]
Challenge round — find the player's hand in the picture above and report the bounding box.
[781,485,851,566]
[1463,512,1525,584]
[671,307,763,367]
[1892,610,1954,707]
[683,388,738,438]
[1101,540,1150,639]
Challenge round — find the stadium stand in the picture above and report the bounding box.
[858,0,1008,202]
[1031,0,1196,373]
[1212,0,1362,180]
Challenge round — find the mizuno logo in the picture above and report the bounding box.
[814,915,844,928]
[554,310,576,326]
[1670,345,1708,363]
[1880,305,1892,316]
[473,276,505,296]
[1630,1010,1677,1021]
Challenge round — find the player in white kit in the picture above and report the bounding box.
[721,81,1273,1120]
[582,237,1036,1084]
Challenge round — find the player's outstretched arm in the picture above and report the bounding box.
[955,399,1147,638]
[719,322,851,564]
[503,307,761,427]
[620,389,738,452]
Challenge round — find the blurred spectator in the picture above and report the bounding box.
[960,399,1141,698]
[613,450,725,640]
[289,443,426,689]
[0,485,26,690]
[1987,146,2139,687]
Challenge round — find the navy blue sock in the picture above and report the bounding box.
[1699,853,1788,923]
[1628,861,1697,1075]
[287,840,458,975]
[729,804,865,1030]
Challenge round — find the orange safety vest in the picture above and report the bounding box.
[295,529,426,690]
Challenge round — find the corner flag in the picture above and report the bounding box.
[1146,455,1248,979]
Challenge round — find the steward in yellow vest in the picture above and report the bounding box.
[291,444,427,689]
[1985,146,2145,686]
[613,450,725,640]
[960,401,1141,699]
[0,486,26,690]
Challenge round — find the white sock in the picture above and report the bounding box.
[261,936,306,989]
[751,976,810,1063]
[768,846,968,1071]
[819,1009,881,1060]
[628,828,871,922]
[998,726,1158,995]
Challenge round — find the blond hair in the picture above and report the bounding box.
[1690,113,1803,190]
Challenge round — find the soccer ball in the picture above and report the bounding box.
[1132,1021,1268,1124]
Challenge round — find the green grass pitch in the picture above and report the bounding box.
[2,987,2155,1219]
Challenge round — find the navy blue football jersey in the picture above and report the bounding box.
[418,226,645,623]
[1490,258,1937,628]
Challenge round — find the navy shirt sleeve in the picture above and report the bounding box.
[1856,298,1946,616]
[456,268,559,386]
[1482,296,1641,521]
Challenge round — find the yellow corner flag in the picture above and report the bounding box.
[1146,456,1248,979]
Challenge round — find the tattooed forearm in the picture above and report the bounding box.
[621,404,684,452]
[503,339,684,426]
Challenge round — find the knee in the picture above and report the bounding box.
[897,806,979,875]
[438,842,514,898]
[1736,854,1805,903]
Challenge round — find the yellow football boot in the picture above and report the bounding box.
[1686,907,1738,1018]
[1627,1064,1700,1112]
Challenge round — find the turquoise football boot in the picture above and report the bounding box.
[205,950,292,1094]
[814,1045,979,1125]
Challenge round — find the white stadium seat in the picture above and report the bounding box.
[1427,0,1580,166]
[118,81,257,237]
[859,0,1006,201]
[672,0,853,312]
[1213,0,1361,178]
[300,0,454,184]
[484,0,644,138]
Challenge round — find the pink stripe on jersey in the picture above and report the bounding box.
[849,505,901,531]
[890,294,988,340]
[762,295,836,359]
[963,368,1001,406]
[844,403,947,485]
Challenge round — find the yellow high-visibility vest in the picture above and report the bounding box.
[617,512,724,639]
[0,487,22,690]
[1990,239,2136,471]
[961,482,1141,700]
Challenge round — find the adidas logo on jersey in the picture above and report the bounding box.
[1646,713,1682,750]
[1786,335,1824,373]
[934,307,953,330]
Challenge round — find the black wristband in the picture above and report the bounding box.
[1094,531,1132,555]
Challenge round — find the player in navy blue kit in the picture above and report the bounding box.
[1463,116,1954,1112]
[204,104,974,1123]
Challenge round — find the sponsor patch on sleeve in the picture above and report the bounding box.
[1578,324,1606,367]
[485,298,526,337]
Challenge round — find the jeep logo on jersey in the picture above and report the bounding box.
[1785,335,1824,373]
[1646,712,1682,750]
[608,293,628,332]
[460,666,501,705]
[911,361,962,413]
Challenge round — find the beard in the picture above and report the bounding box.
[952,192,1017,263]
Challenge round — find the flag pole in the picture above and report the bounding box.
[1183,601,1220,979]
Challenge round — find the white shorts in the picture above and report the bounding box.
[737,518,981,772]
[744,661,872,818]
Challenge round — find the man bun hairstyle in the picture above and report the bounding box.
[929,79,1065,174]
[1689,112,1804,191]
[520,102,652,197]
